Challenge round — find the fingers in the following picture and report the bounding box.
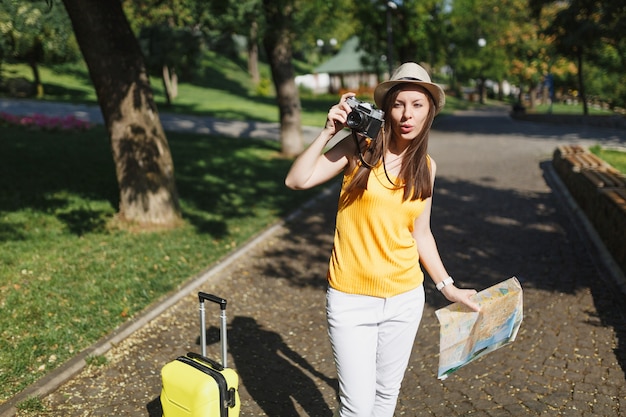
[464,290,481,312]
[465,298,481,312]
[443,286,481,312]
[328,104,347,123]
[339,91,355,104]
[326,92,356,130]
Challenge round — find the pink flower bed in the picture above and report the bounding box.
[0,112,93,132]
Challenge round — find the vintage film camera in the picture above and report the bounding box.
[345,96,385,139]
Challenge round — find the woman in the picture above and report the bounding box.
[285,62,480,417]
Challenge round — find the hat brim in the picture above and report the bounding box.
[374,80,446,114]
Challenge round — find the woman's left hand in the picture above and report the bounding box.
[441,285,481,312]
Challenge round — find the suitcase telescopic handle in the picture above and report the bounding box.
[198,292,227,309]
[198,292,229,368]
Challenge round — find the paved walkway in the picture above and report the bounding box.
[2,99,626,416]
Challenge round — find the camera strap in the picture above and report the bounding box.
[351,130,375,169]
[351,131,398,187]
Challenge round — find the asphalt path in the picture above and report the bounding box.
[2,99,626,416]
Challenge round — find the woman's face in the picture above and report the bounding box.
[389,86,432,142]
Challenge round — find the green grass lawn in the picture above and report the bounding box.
[589,145,626,174]
[0,125,322,401]
[532,102,614,115]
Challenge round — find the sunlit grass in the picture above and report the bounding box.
[533,102,614,115]
[589,145,626,174]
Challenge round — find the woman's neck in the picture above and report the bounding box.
[387,137,410,157]
[384,141,407,176]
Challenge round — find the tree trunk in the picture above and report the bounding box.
[248,20,260,85]
[62,0,181,227]
[478,76,485,104]
[27,40,43,97]
[162,65,178,106]
[162,66,172,107]
[28,60,43,98]
[529,85,537,109]
[262,0,303,157]
[576,48,589,116]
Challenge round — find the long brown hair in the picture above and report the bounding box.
[345,83,437,201]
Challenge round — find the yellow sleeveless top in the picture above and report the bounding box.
[327,162,428,298]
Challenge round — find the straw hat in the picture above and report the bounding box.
[374,62,445,114]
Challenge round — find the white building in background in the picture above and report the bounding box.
[295,73,330,94]
[295,37,379,95]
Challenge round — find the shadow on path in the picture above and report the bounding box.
[433,110,626,146]
[253,164,626,378]
[212,317,336,416]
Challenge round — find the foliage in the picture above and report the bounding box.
[0,1,80,72]
[121,0,353,78]
[197,0,353,64]
[288,0,354,63]
[353,0,443,74]
[197,0,263,53]
[530,0,626,109]
[9,0,618,113]
[138,24,203,80]
[122,0,199,31]
[124,0,205,83]
[447,0,552,101]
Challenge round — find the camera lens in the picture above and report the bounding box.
[346,111,364,129]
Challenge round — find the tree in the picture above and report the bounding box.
[0,0,79,97]
[444,0,521,104]
[138,24,202,106]
[122,0,203,105]
[201,0,353,156]
[62,0,181,227]
[260,0,303,157]
[353,0,450,77]
[203,0,264,85]
[530,0,612,115]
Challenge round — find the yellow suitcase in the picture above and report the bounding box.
[160,293,240,417]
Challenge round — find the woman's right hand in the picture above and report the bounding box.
[324,92,356,136]
[285,92,356,190]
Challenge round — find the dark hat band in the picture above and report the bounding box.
[398,77,423,82]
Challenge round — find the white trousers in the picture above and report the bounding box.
[326,285,425,417]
